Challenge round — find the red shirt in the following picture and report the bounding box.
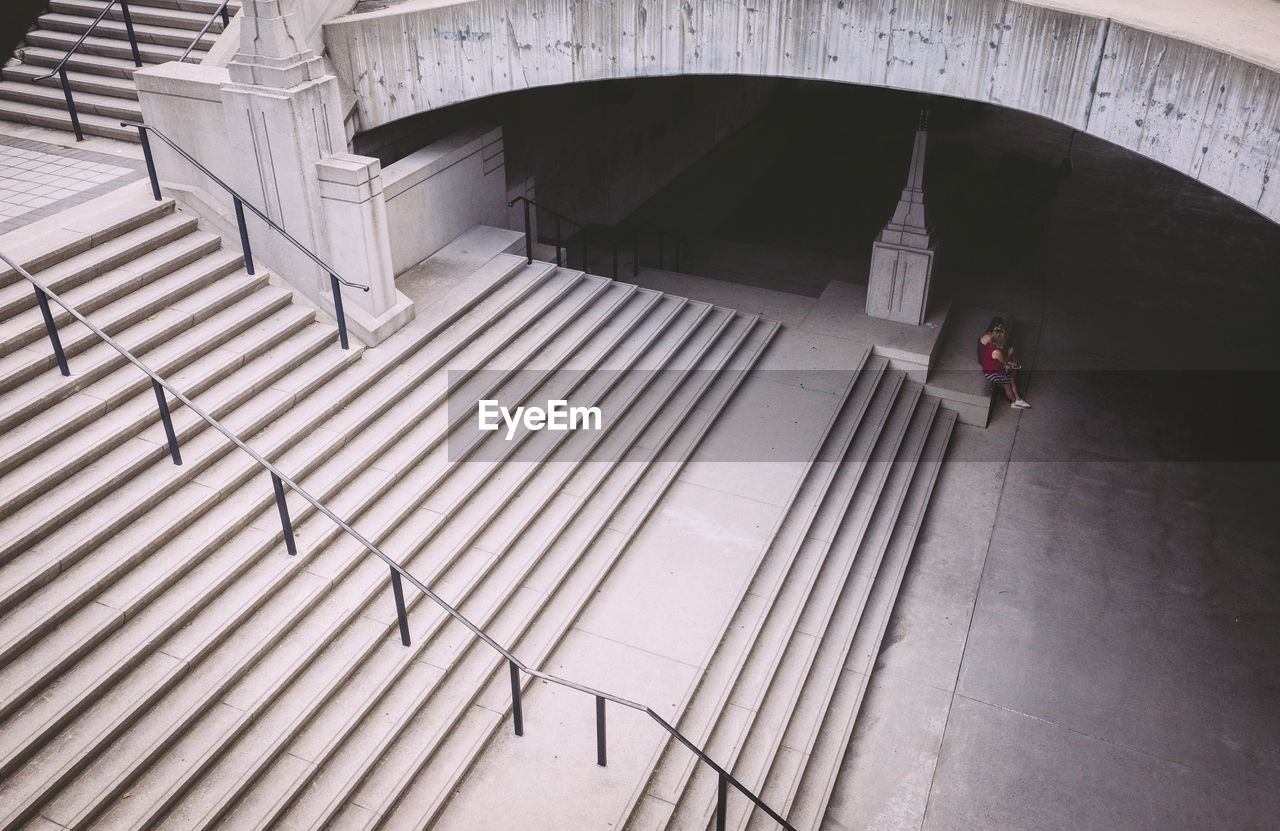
[980,342,1006,375]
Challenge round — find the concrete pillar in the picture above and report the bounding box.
[218,0,410,344]
[866,110,937,326]
[316,154,414,343]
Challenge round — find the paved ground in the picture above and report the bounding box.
[0,126,144,234]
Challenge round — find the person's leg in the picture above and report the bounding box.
[1003,383,1017,403]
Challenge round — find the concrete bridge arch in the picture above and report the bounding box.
[323,0,1280,225]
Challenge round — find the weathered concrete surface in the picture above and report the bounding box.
[323,0,1280,225]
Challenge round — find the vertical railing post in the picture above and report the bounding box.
[270,473,297,555]
[135,126,161,200]
[658,232,665,271]
[716,773,728,831]
[595,695,607,767]
[57,68,83,142]
[32,285,70,376]
[632,228,640,277]
[674,238,680,272]
[232,196,254,275]
[522,199,532,264]
[582,235,589,275]
[390,568,411,646]
[509,659,524,736]
[330,274,350,350]
[220,1,230,26]
[118,0,143,67]
[151,379,182,465]
[555,214,563,267]
[611,240,618,280]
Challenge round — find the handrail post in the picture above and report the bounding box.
[390,568,411,645]
[674,239,680,272]
[330,274,350,350]
[220,1,230,25]
[271,473,297,555]
[658,232,665,271]
[232,196,254,275]
[611,240,618,280]
[57,68,83,142]
[32,285,71,376]
[632,228,639,277]
[151,379,182,465]
[582,235,589,274]
[118,0,143,67]
[522,199,532,264]
[509,659,524,736]
[595,695,607,767]
[136,126,161,200]
[555,214,563,267]
[716,773,728,831]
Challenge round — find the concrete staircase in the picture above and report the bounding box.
[0,0,240,141]
[1,192,953,830]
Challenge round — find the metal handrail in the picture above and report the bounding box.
[121,120,369,349]
[634,220,686,274]
[178,0,231,63]
[33,0,142,141]
[509,197,687,281]
[1,252,796,831]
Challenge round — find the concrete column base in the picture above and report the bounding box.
[866,241,936,326]
[341,289,416,347]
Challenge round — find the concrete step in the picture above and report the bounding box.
[0,252,251,475]
[0,77,142,120]
[776,407,956,831]
[24,29,191,65]
[120,288,695,830]
[0,265,602,826]
[48,0,231,34]
[124,0,243,16]
[1,62,140,100]
[619,356,892,830]
[36,12,219,51]
[12,45,146,80]
[726,393,940,831]
[0,320,339,667]
[0,260,554,746]
[0,271,647,827]
[0,96,139,141]
[668,382,926,831]
[363,313,781,831]
[0,210,201,340]
[0,234,243,408]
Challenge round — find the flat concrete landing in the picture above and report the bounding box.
[393,224,525,309]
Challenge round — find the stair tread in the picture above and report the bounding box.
[47,0,232,32]
[0,78,142,118]
[36,12,219,50]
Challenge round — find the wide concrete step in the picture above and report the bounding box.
[723,392,939,831]
[0,234,243,409]
[118,290,707,831]
[125,0,243,16]
[37,12,219,51]
[0,97,138,141]
[1,62,140,100]
[773,407,956,831]
[0,77,142,119]
[24,29,191,65]
[0,259,553,747]
[12,45,147,79]
[48,0,232,34]
[0,270,677,828]
[310,314,777,831]
[0,265,602,826]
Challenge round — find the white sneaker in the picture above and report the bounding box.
[1012,399,1031,409]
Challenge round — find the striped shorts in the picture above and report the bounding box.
[984,372,1012,388]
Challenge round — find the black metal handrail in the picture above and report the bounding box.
[121,120,369,350]
[509,197,687,283]
[178,0,231,63]
[34,0,142,142]
[1,253,795,831]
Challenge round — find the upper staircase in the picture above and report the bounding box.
[1,0,241,141]
[0,192,954,830]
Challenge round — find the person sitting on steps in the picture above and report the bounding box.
[981,330,1030,409]
[978,317,1016,367]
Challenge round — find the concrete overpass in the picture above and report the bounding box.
[322,0,1280,225]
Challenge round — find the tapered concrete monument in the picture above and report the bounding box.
[866,110,937,326]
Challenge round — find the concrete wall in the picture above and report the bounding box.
[382,125,508,274]
[323,0,1280,226]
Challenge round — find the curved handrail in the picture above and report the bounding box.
[179,0,231,63]
[0,249,795,830]
[122,121,369,293]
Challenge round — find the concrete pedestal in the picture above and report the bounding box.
[867,241,935,325]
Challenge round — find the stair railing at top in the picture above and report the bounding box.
[121,120,368,350]
[1,256,796,831]
[33,0,142,142]
[178,0,232,63]
[509,196,688,282]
